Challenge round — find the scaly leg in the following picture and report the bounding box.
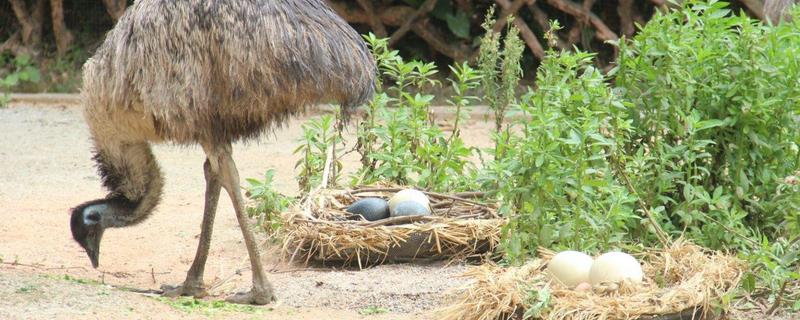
[162,159,221,298]
[206,143,274,305]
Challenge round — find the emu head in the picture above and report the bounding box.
[70,202,107,268]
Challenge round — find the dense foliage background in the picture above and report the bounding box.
[0,0,775,95]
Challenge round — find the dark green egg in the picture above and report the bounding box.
[390,200,432,217]
[346,198,390,221]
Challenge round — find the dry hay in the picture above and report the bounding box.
[439,239,745,320]
[280,186,506,268]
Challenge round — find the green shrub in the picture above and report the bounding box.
[294,113,344,193]
[610,2,800,307]
[490,1,800,309]
[0,53,41,106]
[244,169,294,233]
[483,49,639,261]
[614,0,800,249]
[477,9,527,162]
[351,34,476,192]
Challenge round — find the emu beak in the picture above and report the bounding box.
[86,247,100,269]
[81,234,102,269]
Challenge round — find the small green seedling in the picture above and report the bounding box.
[358,306,389,315]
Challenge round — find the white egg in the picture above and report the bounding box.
[390,200,432,217]
[388,189,430,214]
[589,251,643,287]
[546,251,594,288]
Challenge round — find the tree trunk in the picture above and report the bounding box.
[50,0,74,55]
[764,0,796,23]
[618,0,636,37]
[9,0,46,50]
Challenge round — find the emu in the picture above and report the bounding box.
[69,0,375,304]
[764,0,797,23]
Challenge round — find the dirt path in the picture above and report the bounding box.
[0,103,496,319]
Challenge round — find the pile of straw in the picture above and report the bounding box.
[439,239,745,320]
[280,186,505,268]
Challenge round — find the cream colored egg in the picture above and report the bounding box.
[589,251,643,286]
[388,189,430,214]
[546,251,594,288]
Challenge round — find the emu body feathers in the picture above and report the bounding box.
[71,0,376,304]
[83,0,375,144]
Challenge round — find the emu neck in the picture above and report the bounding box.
[89,141,164,227]
[82,198,140,228]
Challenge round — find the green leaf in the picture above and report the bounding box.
[24,67,40,83]
[741,273,756,292]
[14,54,31,66]
[445,11,471,39]
[694,119,726,132]
[4,73,19,87]
[535,155,544,167]
[430,0,454,20]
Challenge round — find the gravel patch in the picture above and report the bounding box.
[269,262,470,313]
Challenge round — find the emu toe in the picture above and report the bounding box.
[160,283,208,298]
[225,287,274,305]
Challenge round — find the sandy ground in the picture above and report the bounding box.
[0,102,499,320]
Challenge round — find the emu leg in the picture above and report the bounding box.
[207,143,274,305]
[162,159,220,298]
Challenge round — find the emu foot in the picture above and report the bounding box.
[225,287,273,305]
[160,283,208,298]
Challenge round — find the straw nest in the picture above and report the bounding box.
[438,239,745,320]
[280,186,506,268]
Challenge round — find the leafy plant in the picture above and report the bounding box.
[294,113,344,192]
[613,0,800,249]
[244,169,294,233]
[477,6,501,131]
[489,1,800,311]
[352,33,476,192]
[358,306,389,315]
[0,53,41,107]
[446,62,481,140]
[418,61,481,191]
[353,34,419,185]
[483,47,638,261]
[739,236,800,312]
[476,9,526,161]
[498,21,525,131]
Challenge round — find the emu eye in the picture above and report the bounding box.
[84,210,101,225]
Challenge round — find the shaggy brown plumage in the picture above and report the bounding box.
[70,0,376,305]
[83,0,375,144]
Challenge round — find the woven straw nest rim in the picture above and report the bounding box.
[438,238,746,320]
[279,186,507,267]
